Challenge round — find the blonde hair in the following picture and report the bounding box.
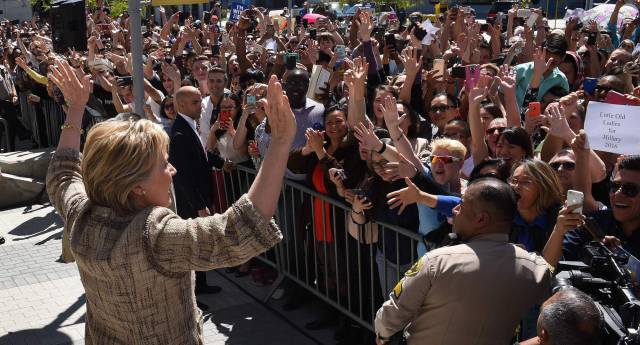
[81,119,169,215]
[430,137,467,160]
[513,159,564,214]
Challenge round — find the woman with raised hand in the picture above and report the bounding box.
[46,59,296,344]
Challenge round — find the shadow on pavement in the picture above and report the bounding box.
[0,294,85,345]
[9,208,63,240]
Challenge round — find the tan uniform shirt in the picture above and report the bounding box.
[47,149,282,344]
[375,233,551,345]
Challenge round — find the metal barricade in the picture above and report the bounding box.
[219,163,423,331]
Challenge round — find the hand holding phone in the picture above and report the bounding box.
[527,102,541,117]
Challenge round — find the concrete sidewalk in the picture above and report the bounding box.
[0,203,320,345]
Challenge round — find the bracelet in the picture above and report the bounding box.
[376,141,387,154]
[351,212,366,225]
[61,123,84,134]
[352,209,364,215]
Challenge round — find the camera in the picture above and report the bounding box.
[554,241,640,344]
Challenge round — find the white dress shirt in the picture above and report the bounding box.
[178,113,206,150]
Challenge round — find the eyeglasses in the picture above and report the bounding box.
[486,126,507,135]
[507,177,535,189]
[430,105,453,113]
[430,155,461,165]
[550,161,576,171]
[610,181,640,198]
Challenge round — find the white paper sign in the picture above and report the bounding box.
[584,101,640,155]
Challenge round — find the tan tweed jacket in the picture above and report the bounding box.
[46,149,282,344]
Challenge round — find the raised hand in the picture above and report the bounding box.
[497,64,516,94]
[387,178,421,215]
[261,75,296,146]
[570,129,590,157]
[353,121,383,152]
[380,95,405,130]
[351,194,373,214]
[532,46,553,76]
[545,102,574,140]
[305,128,325,153]
[400,46,420,77]
[384,153,419,180]
[48,59,91,111]
[468,74,492,104]
[356,11,374,41]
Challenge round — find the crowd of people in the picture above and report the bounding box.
[3,0,640,343]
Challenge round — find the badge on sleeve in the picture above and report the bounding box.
[392,256,425,299]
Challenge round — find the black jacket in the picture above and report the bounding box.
[169,114,224,219]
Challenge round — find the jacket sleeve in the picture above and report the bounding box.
[169,131,208,212]
[144,194,282,272]
[287,149,317,174]
[375,255,432,339]
[46,149,89,263]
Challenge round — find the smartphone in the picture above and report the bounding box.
[334,169,347,181]
[517,9,531,18]
[246,94,256,106]
[480,23,489,31]
[604,90,629,105]
[526,12,539,27]
[285,53,298,70]
[465,64,480,90]
[587,32,597,46]
[433,58,445,76]
[567,189,584,214]
[302,18,309,28]
[583,77,598,95]
[451,65,466,78]
[116,76,133,86]
[335,44,346,62]
[352,188,368,200]
[203,11,211,25]
[219,110,231,126]
[527,102,541,117]
[309,28,317,40]
[384,33,396,48]
[221,33,229,45]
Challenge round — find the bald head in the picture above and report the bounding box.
[175,86,202,119]
[538,288,603,345]
[467,178,518,226]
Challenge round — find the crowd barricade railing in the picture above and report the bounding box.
[215,163,423,331]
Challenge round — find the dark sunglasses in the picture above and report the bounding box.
[550,161,576,171]
[486,126,507,135]
[610,181,640,198]
[430,105,453,113]
[430,155,461,165]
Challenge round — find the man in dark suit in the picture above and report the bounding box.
[169,86,224,311]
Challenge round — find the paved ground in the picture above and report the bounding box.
[0,203,330,345]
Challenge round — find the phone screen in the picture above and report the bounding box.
[433,59,445,76]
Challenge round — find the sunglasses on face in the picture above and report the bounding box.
[486,126,506,135]
[430,155,461,165]
[550,161,576,171]
[430,105,453,113]
[610,181,640,198]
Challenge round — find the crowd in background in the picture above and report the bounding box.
[2,0,640,343]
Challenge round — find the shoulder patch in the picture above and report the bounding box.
[392,256,425,299]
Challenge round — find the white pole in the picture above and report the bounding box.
[128,0,145,116]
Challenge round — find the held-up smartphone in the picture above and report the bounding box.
[285,52,299,70]
[433,58,445,76]
[567,189,584,214]
[517,9,531,18]
[212,44,220,56]
[352,189,369,200]
[335,45,346,63]
[451,65,466,78]
[583,77,598,95]
[219,110,231,126]
[587,32,597,46]
[384,32,396,48]
[116,76,133,86]
[526,12,539,27]
[302,18,309,28]
[465,64,480,90]
[309,28,317,40]
[480,23,489,31]
[246,94,256,114]
[604,90,629,105]
[527,102,541,117]
[222,33,229,45]
[203,11,211,25]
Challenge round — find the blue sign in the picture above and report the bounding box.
[229,2,246,23]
